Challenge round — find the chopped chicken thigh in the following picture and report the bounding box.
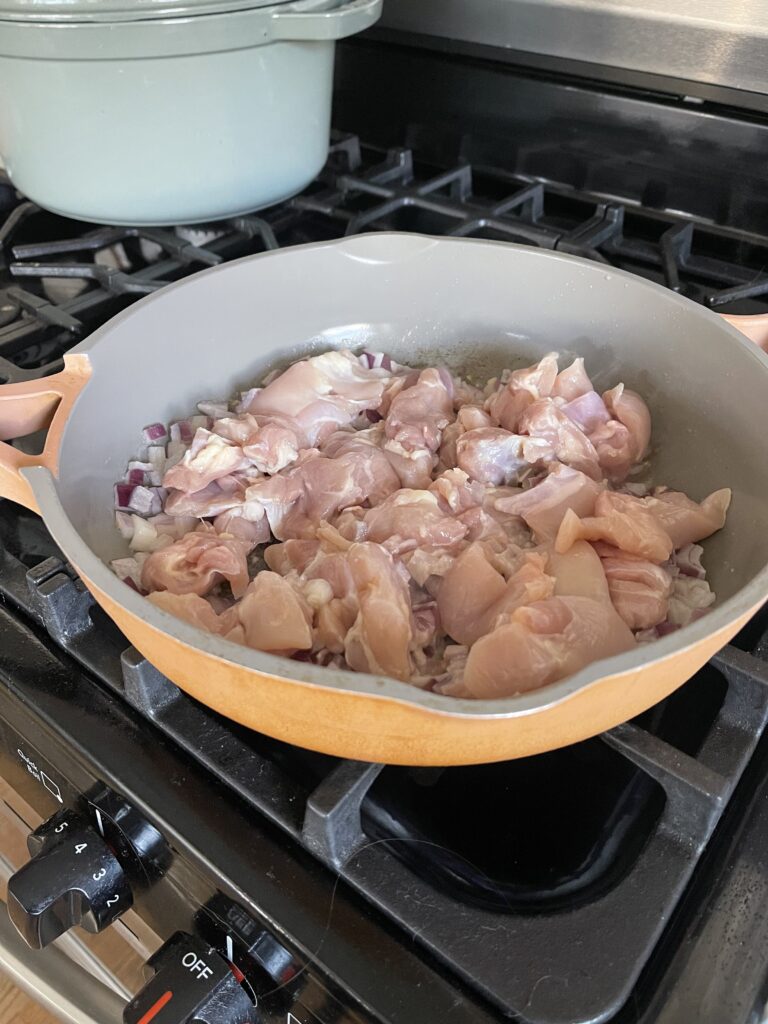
[114,348,729,698]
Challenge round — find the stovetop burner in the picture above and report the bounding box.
[2,83,768,1023]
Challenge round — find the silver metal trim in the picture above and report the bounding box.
[0,904,125,1024]
[378,0,768,97]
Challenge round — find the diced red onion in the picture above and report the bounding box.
[165,440,187,471]
[111,556,142,586]
[142,422,168,444]
[365,410,383,423]
[170,420,197,444]
[115,483,136,510]
[360,351,394,371]
[655,620,681,637]
[127,468,146,486]
[115,510,134,539]
[127,485,163,517]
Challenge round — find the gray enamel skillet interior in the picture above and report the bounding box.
[23,232,768,719]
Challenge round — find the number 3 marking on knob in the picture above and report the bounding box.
[93,868,107,881]
[106,895,119,907]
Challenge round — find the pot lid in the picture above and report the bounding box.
[0,0,338,22]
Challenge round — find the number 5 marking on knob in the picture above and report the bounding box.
[93,868,107,881]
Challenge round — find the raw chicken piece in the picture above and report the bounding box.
[322,421,435,489]
[164,478,247,518]
[495,463,603,540]
[320,429,402,497]
[518,398,601,479]
[439,405,493,468]
[556,491,675,563]
[402,547,458,587]
[603,384,651,466]
[228,572,313,652]
[430,468,485,514]
[141,524,253,597]
[551,357,593,401]
[242,421,302,474]
[349,489,468,556]
[146,590,224,633]
[589,419,635,481]
[560,391,611,434]
[486,352,559,431]
[244,349,400,446]
[385,368,454,454]
[451,375,486,409]
[344,544,414,680]
[163,429,250,493]
[456,427,553,485]
[244,442,400,540]
[547,540,611,602]
[457,595,635,697]
[437,544,554,646]
[213,508,271,545]
[213,411,306,473]
[592,542,673,630]
[644,489,731,548]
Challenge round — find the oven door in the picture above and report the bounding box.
[0,907,124,1024]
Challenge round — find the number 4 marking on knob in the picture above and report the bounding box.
[287,1014,302,1024]
[74,843,87,855]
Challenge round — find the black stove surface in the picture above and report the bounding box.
[1,48,768,1024]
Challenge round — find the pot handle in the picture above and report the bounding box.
[720,312,768,350]
[0,353,90,514]
[269,0,382,41]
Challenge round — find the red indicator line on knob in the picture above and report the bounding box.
[137,990,173,1024]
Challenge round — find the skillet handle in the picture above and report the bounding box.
[0,353,91,514]
[720,312,768,351]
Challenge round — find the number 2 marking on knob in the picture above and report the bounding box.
[106,895,119,907]
[93,868,107,881]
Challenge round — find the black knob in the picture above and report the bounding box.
[7,808,133,949]
[123,932,258,1024]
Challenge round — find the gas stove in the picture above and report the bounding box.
[1,33,768,1024]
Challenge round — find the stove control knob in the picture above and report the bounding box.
[7,808,133,950]
[123,932,258,1024]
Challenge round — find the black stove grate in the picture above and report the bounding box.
[2,133,768,388]
[1,133,768,1024]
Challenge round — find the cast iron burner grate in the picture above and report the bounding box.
[2,132,768,387]
[1,134,768,1024]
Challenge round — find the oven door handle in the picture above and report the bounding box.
[0,903,125,1024]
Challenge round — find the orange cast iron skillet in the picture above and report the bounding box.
[0,234,766,766]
